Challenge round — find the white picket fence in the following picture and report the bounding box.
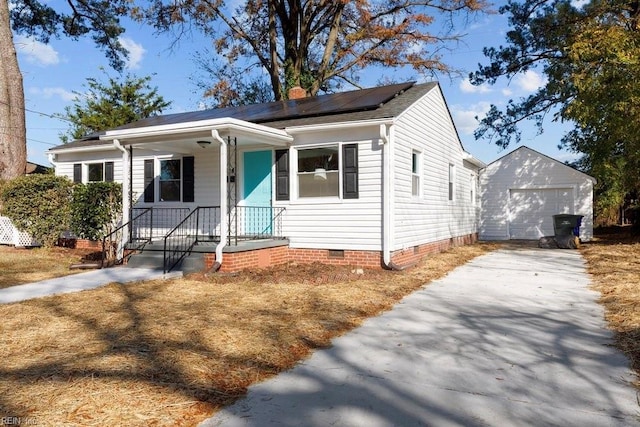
[0,216,39,247]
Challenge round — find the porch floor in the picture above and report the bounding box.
[127,238,289,253]
[194,238,289,253]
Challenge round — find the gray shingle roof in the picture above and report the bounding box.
[50,81,438,152]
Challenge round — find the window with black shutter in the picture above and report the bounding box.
[73,163,81,183]
[105,162,114,182]
[275,149,290,201]
[342,144,359,199]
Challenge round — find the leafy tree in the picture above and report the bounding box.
[191,50,275,108]
[60,71,171,142]
[1,0,132,180]
[470,0,640,224]
[0,174,73,247]
[144,0,489,104]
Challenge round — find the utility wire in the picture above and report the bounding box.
[0,98,73,123]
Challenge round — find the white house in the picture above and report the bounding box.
[48,81,484,272]
[479,146,595,242]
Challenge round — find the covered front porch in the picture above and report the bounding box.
[99,117,293,272]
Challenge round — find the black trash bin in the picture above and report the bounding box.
[553,214,583,237]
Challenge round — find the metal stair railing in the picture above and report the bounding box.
[163,206,220,274]
[101,207,152,268]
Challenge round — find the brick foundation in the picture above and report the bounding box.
[389,233,478,267]
[204,233,478,273]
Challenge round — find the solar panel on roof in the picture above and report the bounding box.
[113,81,415,131]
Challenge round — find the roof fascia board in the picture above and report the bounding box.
[100,117,293,144]
[464,152,486,168]
[46,144,115,155]
[486,146,597,183]
[284,118,395,134]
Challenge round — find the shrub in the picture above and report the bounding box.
[70,182,122,241]
[0,175,73,247]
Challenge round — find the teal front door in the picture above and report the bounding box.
[243,150,273,236]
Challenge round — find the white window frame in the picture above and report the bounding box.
[293,143,342,202]
[157,156,183,203]
[411,150,421,197]
[86,162,105,182]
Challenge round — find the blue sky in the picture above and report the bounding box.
[14,4,575,167]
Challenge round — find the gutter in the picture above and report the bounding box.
[47,153,58,169]
[285,118,395,134]
[211,130,227,271]
[464,152,486,169]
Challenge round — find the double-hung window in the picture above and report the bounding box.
[411,151,421,197]
[159,159,181,202]
[143,156,195,203]
[293,144,359,200]
[297,146,340,197]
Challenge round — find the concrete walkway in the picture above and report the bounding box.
[200,247,639,427]
[0,267,182,304]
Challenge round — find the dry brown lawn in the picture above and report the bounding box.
[0,246,98,289]
[0,242,499,426]
[580,226,640,385]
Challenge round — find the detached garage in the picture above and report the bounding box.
[479,146,595,241]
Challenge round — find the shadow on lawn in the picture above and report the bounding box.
[2,245,637,426]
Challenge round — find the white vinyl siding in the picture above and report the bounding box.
[479,146,595,241]
[275,127,383,251]
[54,150,122,184]
[392,85,479,251]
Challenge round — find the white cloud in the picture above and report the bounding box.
[119,37,146,70]
[29,87,76,102]
[14,35,60,66]
[502,88,513,97]
[515,70,547,93]
[451,102,492,135]
[459,79,491,94]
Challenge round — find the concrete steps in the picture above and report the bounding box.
[125,242,206,274]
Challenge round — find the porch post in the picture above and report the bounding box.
[212,130,227,268]
[114,139,130,260]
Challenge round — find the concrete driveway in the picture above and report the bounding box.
[200,247,639,427]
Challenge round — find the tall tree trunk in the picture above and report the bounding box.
[0,0,27,180]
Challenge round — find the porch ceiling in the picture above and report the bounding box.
[99,117,292,149]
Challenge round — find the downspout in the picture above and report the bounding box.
[113,139,130,260]
[211,130,227,271]
[47,153,58,169]
[380,124,403,271]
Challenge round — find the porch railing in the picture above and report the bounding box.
[131,207,191,240]
[101,205,286,271]
[227,206,286,246]
[163,206,220,273]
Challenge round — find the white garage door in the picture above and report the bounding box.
[509,188,573,239]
